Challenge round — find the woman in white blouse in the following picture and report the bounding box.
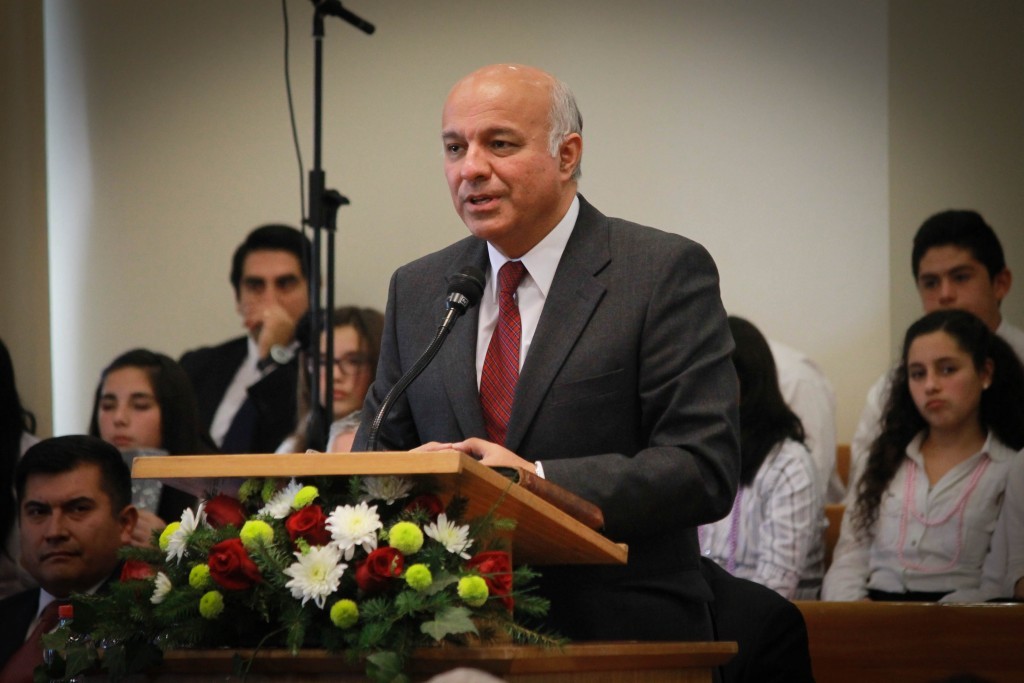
[824,309,1024,601]
[700,317,824,599]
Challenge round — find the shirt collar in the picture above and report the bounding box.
[486,194,580,300]
[907,430,1013,465]
[35,578,105,619]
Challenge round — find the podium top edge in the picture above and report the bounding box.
[131,451,468,479]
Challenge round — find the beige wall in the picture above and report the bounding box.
[39,0,891,440]
[7,1,1021,446]
[0,1,51,437]
[889,0,1024,354]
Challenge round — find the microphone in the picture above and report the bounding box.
[365,266,485,451]
[311,1,375,35]
[445,266,485,317]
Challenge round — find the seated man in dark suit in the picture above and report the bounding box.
[701,558,815,683]
[180,225,312,454]
[0,435,137,683]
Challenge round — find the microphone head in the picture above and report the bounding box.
[445,266,485,315]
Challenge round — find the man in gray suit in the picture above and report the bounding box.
[355,64,739,640]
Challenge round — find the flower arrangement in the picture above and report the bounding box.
[51,474,557,682]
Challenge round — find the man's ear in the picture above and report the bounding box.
[118,504,139,544]
[992,267,1012,305]
[559,133,582,180]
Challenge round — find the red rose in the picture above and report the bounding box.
[403,494,445,521]
[354,547,404,595]
[285,505,331,547]
[467,551,514,610]
[208,538,262,590]
[204,494,247,529]
[119,560,156,582]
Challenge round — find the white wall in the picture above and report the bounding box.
[0,1,50,437]
[889,0,1024,353]
[42,0,890,439]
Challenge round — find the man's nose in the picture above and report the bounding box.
[938,278,956,303]
[44,511,69,539]
[461,145,491,181]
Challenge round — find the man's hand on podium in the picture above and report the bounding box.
[415,439,537,475]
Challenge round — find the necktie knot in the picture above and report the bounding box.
[498,260,527,297]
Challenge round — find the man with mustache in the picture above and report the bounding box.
[0,436,137,682]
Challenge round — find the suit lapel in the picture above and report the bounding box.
[505,197,610,452]
[440,240,490,439]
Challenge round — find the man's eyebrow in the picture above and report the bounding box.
[60,496,96,508]
[920,263,977,278]
[442,127,520,140]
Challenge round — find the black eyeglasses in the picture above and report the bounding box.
[308,354,370,377]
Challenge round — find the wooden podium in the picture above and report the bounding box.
[132,451,735,681]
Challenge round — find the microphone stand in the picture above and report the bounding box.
[304,2,374,451]
[365,310,461,453]
[365,267,484,451]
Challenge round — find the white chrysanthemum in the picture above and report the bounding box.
[326,501,381,560]
[360,476,415,505]
[259,479,303,519]
[166,503,207,563]
[423,513,473,559]
[283,545,347,609]
[151,572,172,605]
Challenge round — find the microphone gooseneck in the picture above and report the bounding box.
[365,266,485,451]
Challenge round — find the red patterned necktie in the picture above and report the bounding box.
[480,260,528,445]
[0,600,62,683]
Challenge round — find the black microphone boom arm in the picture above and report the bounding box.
[364,266,484,451]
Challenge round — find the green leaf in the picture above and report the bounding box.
[419,606,478,641]
[65,645,98,677]
[366,651,409,683]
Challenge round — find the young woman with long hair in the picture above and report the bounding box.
[824,309,1024,601]
[88,348,215,545]
[699,317,824,599]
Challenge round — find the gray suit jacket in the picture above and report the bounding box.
[355,196,739,638]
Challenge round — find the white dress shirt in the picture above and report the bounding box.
[475,195,579,383]
[944,451,1024,602]
[823,432,1020,601]
[209,336,262,447]
[769,339,840,503]
[700,438,824,599]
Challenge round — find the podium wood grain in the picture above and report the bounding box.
[151,642,737,682]
[132,451,627,566]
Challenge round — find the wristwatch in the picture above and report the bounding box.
[258,344,295,371]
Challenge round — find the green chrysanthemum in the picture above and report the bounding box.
[158,522,181,551]
[239,520,274,550]
[388,521,424,555]
[330,598,359,628]
[189,564,211,589]
[199,590,224,619]
[404,563,432,592]
[292,485,319,509]
[457,576,489,607]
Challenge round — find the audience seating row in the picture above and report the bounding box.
[795,600,1024,683]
